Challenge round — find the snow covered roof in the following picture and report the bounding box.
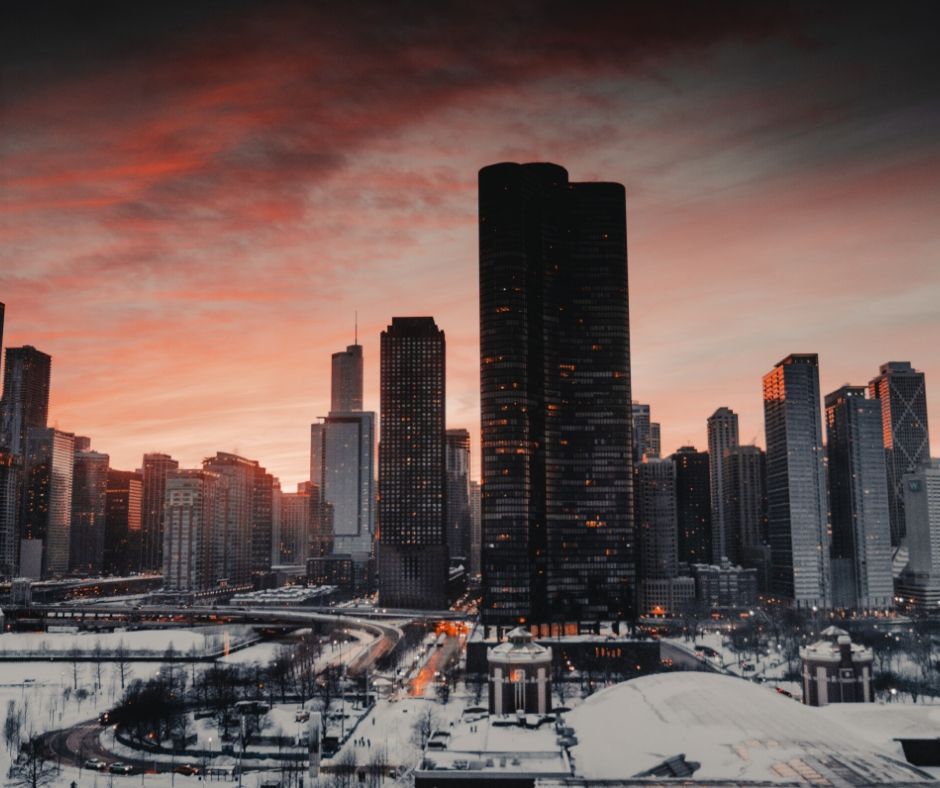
[565,672,930,784]
[802,626,872,663]
[487,627,552,664]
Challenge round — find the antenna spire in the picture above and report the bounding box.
[354,311,358,345]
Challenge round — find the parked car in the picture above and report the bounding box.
[109,763,137,775]
[174,764,201,776]
[84,759,108,772]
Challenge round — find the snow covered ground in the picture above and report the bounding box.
[0,626,257,657]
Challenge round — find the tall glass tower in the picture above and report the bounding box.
[479,162,633,626]
[763,354,830,608]
[707,407,739,562]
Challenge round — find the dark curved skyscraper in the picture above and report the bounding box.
[479,162,634,627]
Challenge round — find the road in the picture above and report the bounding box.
[409,634,462,698]
[43,721,164,773]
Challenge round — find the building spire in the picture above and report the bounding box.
[354,310,358,345]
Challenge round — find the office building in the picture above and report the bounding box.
[671,446,711,566]
[896,464,940,611]
[163,469,226,593]
[469,480,482,576]
[252,469,276,574]
[140,453,179,571]
[763,354,830,608]
[69,447,109,574]
[690,558,758,609]
[648,422,661,460]
[480,162,633,626]
[21,427,74,577]
[868,362,931,546]
[1,346,51,456]
[378,317,447,609]
[635,459,685,615]
[331,342,363,413]
[277,488,310,565]
[102,469,143,576]
[445,428,472,565]
[722,445,770,586]
[707,407,739,562]
[0,451,20,578]
[824,386,894,610]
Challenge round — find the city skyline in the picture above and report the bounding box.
[2,2,939,488]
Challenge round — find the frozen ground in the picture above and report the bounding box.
[0,626,257,657]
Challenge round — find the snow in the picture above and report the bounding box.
[567,671,933,784]
[0,626,256,656]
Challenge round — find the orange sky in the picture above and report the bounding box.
[2,2,938,486]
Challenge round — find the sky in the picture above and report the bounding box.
[2,1,939,487]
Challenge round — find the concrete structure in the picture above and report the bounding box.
[487,627,552,715]
[824,386,894,610]
[163,469,226,593]
[690,558,758,609]
[721,445,770,587]
[763,354,830,608]
[800,626,873,706]
[707,407,739,563]
[869,361,931,546]
[69,448,109,574]
[103,469,143,576]
[140,453,178,571]
[0,346,51,457]
[896,464,940,611]
[378,317,447,609]
[635,459,677,614]
[480,163,633,626]
[277,488,310,565]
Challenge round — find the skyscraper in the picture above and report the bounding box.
[897,464,940,611]
[672,446,712,566]
[1,346,51,456]
[69,447,109,574]
[103,469,143,576]
[22,427,74,578]
[141,453,179,572]
[445,428,472,564]
[479,162,633,626]
[163,469,226,593]
[632,403,651,463]
[278,488,310,565]
[722,445,769,581]
[868,362,931,546]
[469,480,482,576]
[331,342,364,413]
[707,407,739,562]
[378,317,446,609]
[763,354,830,608]
[824,386,894,610]
[0,451,20,578]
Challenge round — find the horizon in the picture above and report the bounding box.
[3,1,938,488]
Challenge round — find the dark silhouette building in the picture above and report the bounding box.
[22,427,74,577]
[868,361,931,546]
[331,342,364,413]
[445,428,472,565]
[378,317,447,609]
[721,445,769,586]
[671,446,712,566]
[69,446,109,574]
[1,346,51,456]
[707,407,739,562]
[103,469,143,576]
[479,162,633,627]
[140,453,179,572]
[0,451,20,578]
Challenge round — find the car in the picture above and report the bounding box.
[174,764,201,776]
[109,763,137,775]
[98,711,112,725]
[84,759,108,772]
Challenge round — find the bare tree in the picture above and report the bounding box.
[7,735,56,788]
[92,640,104,693]
[331,747,358,788]
[366,744,388,788]
[4,700,22,755]
[67,646,82,690]
[115,640,131,690]
[410,704,438,751]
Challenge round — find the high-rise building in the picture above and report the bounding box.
[202,452,264,587]
[21,427,74,578]
[278,488,310,565]
[868,362,931,546]
[163,469,226,593]
[824,386,894,610]
[648,423,661,460]
[707,407,739,562]
[480,162,633,626]
[469,480,482,576]
[722,445,769,583]
[0,451,20,578]
[1,346,51,456]
[632,404,651,463]
[671,446,712,566]
[103,469,143,576]
[445,429,472,564]
[69,447,109,574]
[141,453,179,572]
[763,354,830,608]
[251,469,276,574]
[897,464,940,611]
[331,343,364,413]
[378,317,447,609]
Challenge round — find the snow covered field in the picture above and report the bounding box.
[0,626,257,657]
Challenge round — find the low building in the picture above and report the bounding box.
[638,576,696,617]
[488,627,552,715]
[800,626,873,706]
[690,558,758,609]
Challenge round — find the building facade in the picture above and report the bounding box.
[480,162,633,626]
[277,489,310,565]
[0,346,51,457]
[897,465,940,610]
[801,626,873,706]
[163,469,226,592]
[21,427,74,578]
[707,407,739,563]
[690,558,758,609]
[763,354,830,608]
[103,469,143,576]
[140,453,179,572]
[0,451,20,578]
[487,628,552,715]
[824,386,894,610]
[378,317,447,609]
[868,361,931,547]
[635,459,683,615]
[331,343,363,413]
[672,446,712,566]
[722,445,770,588]
[69,448,109,574]
[445,428,472,565]
[469,480,482,576]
